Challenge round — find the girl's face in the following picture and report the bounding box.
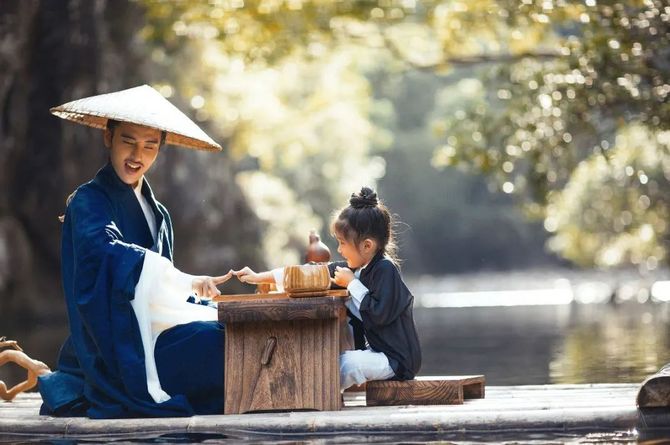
[335,232,376,269]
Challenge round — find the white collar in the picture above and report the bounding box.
[354,261,370,278]
[133,176,145,196]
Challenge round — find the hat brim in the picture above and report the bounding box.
[50,85,222,152]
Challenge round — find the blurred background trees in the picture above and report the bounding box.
[1,0,668,320]
[428,0,670,271]
[139,0,669,272]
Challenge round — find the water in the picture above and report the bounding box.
[410,267,670,385]
[417,303,670,385]
[0,430,647,444]
[2,268,670,443]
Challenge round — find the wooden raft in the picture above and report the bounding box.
[366,375,485,406]
[217,290,348,414]
[1,384,643,437]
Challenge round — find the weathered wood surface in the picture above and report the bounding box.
[637,364,670,408]
[218,294,347,323]
[366,375,485,406]
[221,293,346,414]
[212,289,348,303]
[224,319,340,414]
[0,384,644,437]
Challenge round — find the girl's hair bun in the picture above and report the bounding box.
[350,186,378,209]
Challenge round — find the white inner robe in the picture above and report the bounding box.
[130,178,217,403]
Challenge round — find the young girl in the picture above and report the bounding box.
[233,187,422,389]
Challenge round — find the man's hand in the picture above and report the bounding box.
[191,270,233,298]
[332,266,355,288]
[232,267,262,284]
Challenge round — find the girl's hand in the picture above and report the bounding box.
[332,266,355,288]
[232,267,262,284]
[192,270,233,298]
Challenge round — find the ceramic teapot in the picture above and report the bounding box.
[305,229,331,263]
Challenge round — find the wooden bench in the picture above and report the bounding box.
[366,375,485,406]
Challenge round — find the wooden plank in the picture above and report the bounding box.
[224,319,341,414]
[218,295,346,323]
[213,292,291,302]
[366,375,485,406]
[415,375,485,399]
[222,293,345,413]
[366,380,463,406]
[290,289,348,298]
[213,289,348,303]
[0,384,642,437]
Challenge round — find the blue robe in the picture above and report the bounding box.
[38,162,224,418]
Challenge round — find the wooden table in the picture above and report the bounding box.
[217,290,349,414]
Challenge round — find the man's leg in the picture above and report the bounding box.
[155,320,225,414]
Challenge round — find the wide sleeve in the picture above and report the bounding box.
[359,261,412,327]
[64,186,194,417]
[68,187,147,350]
[133,250,217,403]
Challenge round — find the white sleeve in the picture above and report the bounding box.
[131,250,217,403]
[344,279,368,321]
[347,279,368,309]
[271,267,285,292]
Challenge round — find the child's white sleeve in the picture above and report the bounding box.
[346,279,368,320]
[271,267,285,292]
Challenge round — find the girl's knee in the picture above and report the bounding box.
[340,353,367,388]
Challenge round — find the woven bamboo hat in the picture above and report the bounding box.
[50,84,221,152]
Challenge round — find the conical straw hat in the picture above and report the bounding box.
[50,84,221,152]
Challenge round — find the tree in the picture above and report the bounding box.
[546,125,669,269]
[428,0,670,269]
[139,0,398,265]
[138,0,670,269]
[0,0,262,321]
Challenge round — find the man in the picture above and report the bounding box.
[38,85,231,418]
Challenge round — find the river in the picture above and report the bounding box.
[2,267,670,387]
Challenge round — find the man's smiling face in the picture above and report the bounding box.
[104,122,161,188]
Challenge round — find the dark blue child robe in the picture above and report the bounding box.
[329,251,422,381]
[38,163,224,418]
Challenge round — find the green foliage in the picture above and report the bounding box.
[430,0,670,268]
[546,125,670,269]
[136,0,670,269]
[378,69,558,273]
[140,0,427,64]
[138,0,396,265]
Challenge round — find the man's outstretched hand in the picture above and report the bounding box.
[191,270,233,298]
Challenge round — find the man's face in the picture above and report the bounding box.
[104,122,161,188]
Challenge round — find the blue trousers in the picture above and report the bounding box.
[155,320,225,414]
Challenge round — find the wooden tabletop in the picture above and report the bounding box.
[216,289,349,323]
[212,289,349,303]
